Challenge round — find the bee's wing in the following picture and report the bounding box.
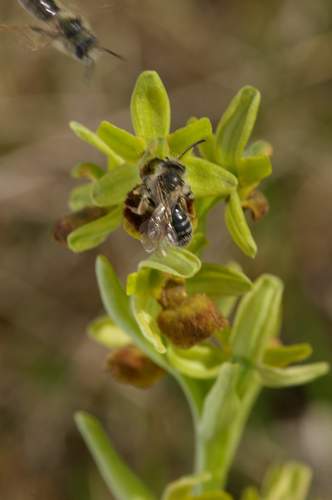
[140,204,168,253]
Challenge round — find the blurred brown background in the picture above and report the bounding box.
[0,0,332,499]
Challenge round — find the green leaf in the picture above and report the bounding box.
[257,362,329,388]
[68,206,122,252]
[261,461,312,500]
[225,191,257,258]
[199,134,218,163]
[167,344,225,379]
[263,343,312,368]
[98,121,146,162]
[185,157,238,198]
[131,71,170,140]
[69,183,93,211]
[92,163,140,207]
[88,315,130,349]
[197,363,241,490]
[231,275,283,363]
[96,256,167,368]
[240,487,261,500]
[71,162,105,180]
[139,247,201,278]
[186,263,252,298]
[237,155,272,187]
[215,86,261,171]
[131,293,166,354]
[168,118,212,157]
[70,121,123,166]
[75,412,156,500]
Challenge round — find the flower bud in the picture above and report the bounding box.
[106,345,165,388]
[158,277,187,309]
[158,294,228,349]
[242,190,269,222]
[54,207,107,245]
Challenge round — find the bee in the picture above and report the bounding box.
[124,140,205,253]
[16,0,123,65]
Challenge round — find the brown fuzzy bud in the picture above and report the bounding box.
[157,294,228,349]
[242,190,269,222]
[158,278,187,309]
[54,207,107,245]
[106,345,165,389]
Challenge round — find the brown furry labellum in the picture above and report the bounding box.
[157,294,228,349]
[242,190,269,222]
[54,207,107,245]
[106,345,165,389]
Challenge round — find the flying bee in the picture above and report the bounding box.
[15,0,123,65]
[124,140,205,254]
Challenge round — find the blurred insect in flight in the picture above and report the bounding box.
[16,0,124,65]
[124,140,205,254]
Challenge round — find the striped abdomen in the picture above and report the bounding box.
[18,0,60,21]
[172,203,192,247]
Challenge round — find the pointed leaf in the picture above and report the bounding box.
[238,155,272,187]
[98,121,146,162]
[92,163,140,207]
[75,412,156,500]
[257,362,329,388]
[216,86,261,171]
[231,275,283,363]
[69,183,93,211]
[131,71,170,140]
[71,162,105,180]
[167,344,225,379]
[262,461,312,500]
[68,206,122,252]
[70,121,123,166]
[88,315,130,349]
[186,263,252,298]
[139,248,201,278]
[225,191,257,258]
[168,118,212,157]
[263,343,312,368]
[185,157,238,198]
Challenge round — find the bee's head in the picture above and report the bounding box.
[59,16,97,61]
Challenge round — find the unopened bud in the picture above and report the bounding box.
[242,190,269,221]
[158,294,228,349]
[54,207,107,245]
[106,345,165,389]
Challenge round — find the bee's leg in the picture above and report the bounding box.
[130,195,151,216]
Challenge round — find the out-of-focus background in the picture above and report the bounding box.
[0,0,332,498]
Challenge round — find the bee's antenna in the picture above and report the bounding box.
[99,46,125,61]
[178,139,206,160]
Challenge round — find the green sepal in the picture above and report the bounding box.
[257,361,329,388]
[184,157,238,198]
[167,344,226,379]
[187,232,208,255]
[231,275,283,363]
[186,262,252,298]
[237,155,272,188]
[240,487,261,500]
[168,118,212,157]
[70,121,123,166]
[96,256,167,368]
[69,183,93,211]
[245,140,273,158]
[97,121,146,162]
[88,315,130,349]
[71,162,105,180]
[139,248,201,279]
[263,343,312,368]
[215,86,261,172]
[67,206,122,252]
[131,71,170,140]
[131,293,166,354]
[261,461,312,500]
[75,412,157,500]
[162,473,232,500]
[92,163,140,207]
[225,191,257,258]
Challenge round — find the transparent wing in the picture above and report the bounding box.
[140,204,169,253]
